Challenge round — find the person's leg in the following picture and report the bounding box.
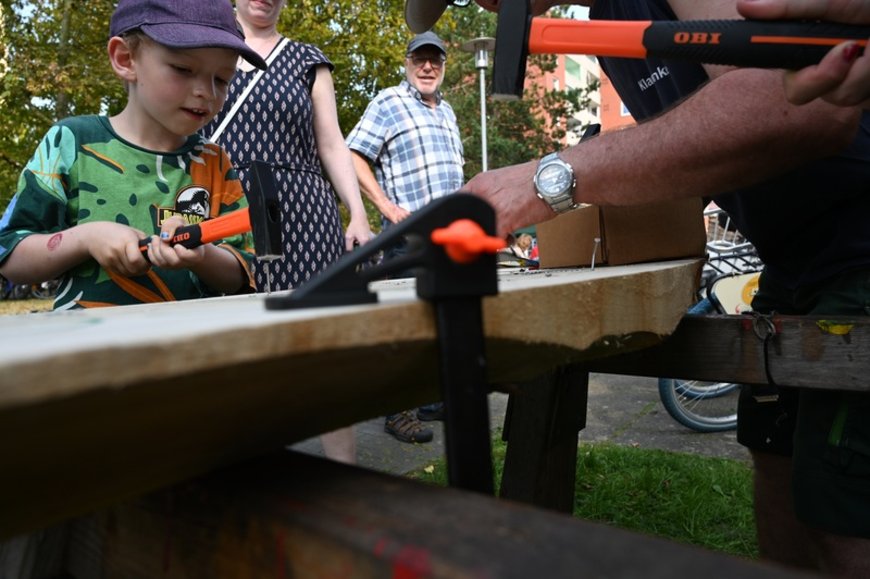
[809,530,870,578]
[738,383,811,569]
[739,271,811,567]
[417,401,445,421]
[320,426,356,464]
[790,267,870,576]
[750,451,817,569]
[792,388,870,578]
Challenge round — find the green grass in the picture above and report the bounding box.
[409,434,758,560]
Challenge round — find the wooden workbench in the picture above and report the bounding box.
[0,260,701,540]
[2,258,822,577]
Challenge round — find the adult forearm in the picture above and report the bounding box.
[465,67,861,237]
[350,153,394,216]
[569,68,860,206]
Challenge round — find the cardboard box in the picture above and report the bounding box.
[536,198,706,268]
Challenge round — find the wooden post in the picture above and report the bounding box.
[499,365,589,512]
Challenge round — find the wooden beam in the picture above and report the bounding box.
[60,451,802,579]
[588,314,870,390]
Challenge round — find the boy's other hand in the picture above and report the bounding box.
[83,221,152,277]
[144,215,206,270]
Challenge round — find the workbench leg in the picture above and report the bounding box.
[434,298,494,495]
[499,365,589,513]
[0,525,69,579]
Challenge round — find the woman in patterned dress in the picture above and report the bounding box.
[203,0,371,463]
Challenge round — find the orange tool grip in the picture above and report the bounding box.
[528,18,870,69]
[138,208,252,256]
[529,18,649,59]
[431,219,506,264]
[195,208,251,245]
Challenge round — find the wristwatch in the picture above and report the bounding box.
[534,152,579,214]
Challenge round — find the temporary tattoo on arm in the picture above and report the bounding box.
[47,233,62,251]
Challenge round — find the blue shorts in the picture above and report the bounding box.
[736,267,870,536]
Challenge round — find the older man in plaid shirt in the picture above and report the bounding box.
[347,31,464,444]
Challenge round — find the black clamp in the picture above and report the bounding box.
[267,194,503,495]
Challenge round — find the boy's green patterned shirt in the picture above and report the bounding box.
[0,116,254,310]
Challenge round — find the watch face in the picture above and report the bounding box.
[538,163,573,197]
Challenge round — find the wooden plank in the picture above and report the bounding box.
[0,260,702,539]
[588,313,870,389]
[60,451,804,579]
[0,261,700,407]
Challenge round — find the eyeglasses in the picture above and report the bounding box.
[408,55,447,69]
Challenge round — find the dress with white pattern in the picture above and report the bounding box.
[203,40,344,290]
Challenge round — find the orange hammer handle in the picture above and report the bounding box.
[138,208,251,255]
[530,19,648,59]
[529,18,870,69]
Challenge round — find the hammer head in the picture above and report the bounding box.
[245,160,282,261]
[491,0,531,100]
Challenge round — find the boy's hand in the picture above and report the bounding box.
[143,216,206,270]
[84,221,152,277]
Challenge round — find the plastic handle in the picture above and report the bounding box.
[528,18,870,69]
[645,19,870,68]
[138,208,251,257]
[529,19,649,59]
[431,219,505,264]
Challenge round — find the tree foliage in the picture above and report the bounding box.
[0,0,122,209]
[278,0,407,136]
[434,4,597,176]
[0,0,595,224]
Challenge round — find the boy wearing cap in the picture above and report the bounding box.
[0,0,266,310]
[346,31,464,444]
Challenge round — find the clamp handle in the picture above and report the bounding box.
[431,219,505,264]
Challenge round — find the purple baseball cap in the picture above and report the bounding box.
[110,0,267,70]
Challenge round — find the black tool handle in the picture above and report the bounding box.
[138,224,204,259]
[644,19,870,69]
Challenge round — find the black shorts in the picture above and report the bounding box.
[736,267,870,536]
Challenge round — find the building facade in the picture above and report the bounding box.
[537,53,636,143]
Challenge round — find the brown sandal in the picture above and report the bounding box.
[385,410,434,443]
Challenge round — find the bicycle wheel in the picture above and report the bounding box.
[31,280,59,300]
[673,379,741,400]
[658,378,739,432]
[657,297,738,432]
[11,284,31,300]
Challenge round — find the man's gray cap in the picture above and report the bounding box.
[406,31,447,55]
[405,0,450,34]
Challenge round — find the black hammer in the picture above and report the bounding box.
[488,1,870,99]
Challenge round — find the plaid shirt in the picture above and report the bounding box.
[347,80,464,227]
